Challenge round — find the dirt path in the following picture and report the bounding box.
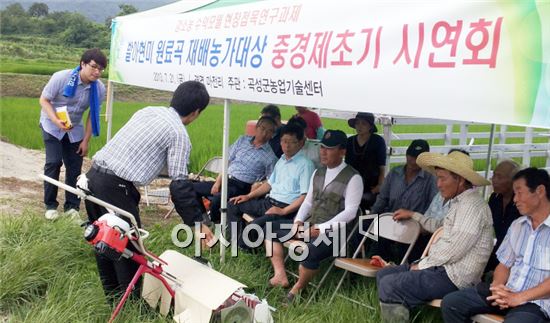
[0,140,171,222]
[0,141,46,215]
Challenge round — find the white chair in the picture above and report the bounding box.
[328,213,421,306]
[194,156,223,179]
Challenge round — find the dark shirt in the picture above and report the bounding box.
[489,192,521,250]
[269,126,283,158]
[345,134,386,191]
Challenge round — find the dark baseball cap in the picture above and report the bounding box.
[321,130,347,148]
[406,139,430,157]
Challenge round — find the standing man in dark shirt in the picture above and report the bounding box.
[345,112,387,211]
[261,104,284,158]
[485,159,522,272]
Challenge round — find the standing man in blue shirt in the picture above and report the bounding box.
[40,48,107,220]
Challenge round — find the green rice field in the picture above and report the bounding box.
[1,96,547,173]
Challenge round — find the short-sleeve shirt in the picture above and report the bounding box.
[497,215,550,317]
[345,134,386,191]
[40,69,106,143]
[268,151,315,205]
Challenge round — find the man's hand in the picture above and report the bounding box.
[370,255,388,268]
[230,194,250,204]
[393,209,414,221]
[488,284,525,309]
[53,118,72,130]
[265,206,286,216]
[308,226,320,239]
[410,264,420,271]
[76,140,89,157]
[210,183,220,195]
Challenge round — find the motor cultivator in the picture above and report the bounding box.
[40,175,273,323]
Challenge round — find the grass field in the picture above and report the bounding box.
[0,37,109,78]
[1,96,547,174]
[0,209,445,323]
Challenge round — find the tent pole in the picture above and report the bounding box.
[220,99,231,263]
[483,124,496,198]
[105,80,115,142]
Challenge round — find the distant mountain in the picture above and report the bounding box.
[1,0,178,23]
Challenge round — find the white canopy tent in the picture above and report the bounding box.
[105,0,550,260]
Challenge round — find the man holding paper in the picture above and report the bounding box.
[39,48,107,220]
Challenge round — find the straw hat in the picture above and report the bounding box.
[416,151,490,186]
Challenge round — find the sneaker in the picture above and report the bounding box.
[45,209,60,220]
[64,208,80,219]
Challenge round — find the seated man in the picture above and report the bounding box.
[377,151,494,322]
[227,124,315,250]
[485,159,522,272]
[261,104,284,158]
[265,130,363,301]
[194,116,278,222]
[371,139,437,215]
[441,167,550,323]
[392,149,470,261]
[366,139,437,261]
[287,115,321,168]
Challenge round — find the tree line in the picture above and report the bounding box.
[0,2,138,49]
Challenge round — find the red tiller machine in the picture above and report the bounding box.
[41,174,179,323]
[40,174,273,323]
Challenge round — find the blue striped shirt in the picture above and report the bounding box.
[93,107,190,186]
[497,214,550,317]
[228,135,277,184]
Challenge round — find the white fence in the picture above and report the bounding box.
[319,110,550,178]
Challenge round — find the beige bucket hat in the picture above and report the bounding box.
[416,151,491,186]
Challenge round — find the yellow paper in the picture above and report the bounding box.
[55,106,72,128]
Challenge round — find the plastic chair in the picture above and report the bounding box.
[328,213,421,306]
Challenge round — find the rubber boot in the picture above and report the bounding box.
[379,302,410,323]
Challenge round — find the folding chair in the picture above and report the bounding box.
[164,156,222,219]
[194,156,223,179]
[328,213,421,306]
[276,218,361,306]
[471,314,504,323]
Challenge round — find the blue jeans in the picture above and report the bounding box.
[442,282,549,323]
[42,129,83,211]
[376,264,457,308]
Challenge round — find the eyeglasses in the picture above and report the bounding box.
[87,63,105,72]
